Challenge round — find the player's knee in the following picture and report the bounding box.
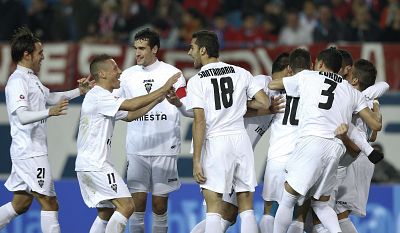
[152,200,167,215]
[122,199,135,217]
[38,196,59,211]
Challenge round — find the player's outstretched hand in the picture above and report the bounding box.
[270,95,285,113]
[166,89,183,107]
[78,75,95,95]
[334,123,348,140]
[193,162,206,184]
[49,99,69,116]
[162,72,181,92]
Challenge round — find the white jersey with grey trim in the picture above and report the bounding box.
[186,62,263,137]
[267,88,300,163]
[75,86,128,171]
[118,60,186,156]
[5,65,49,160]
[244,75,273,148]
[283,70,367,139]
[338,81,389,168]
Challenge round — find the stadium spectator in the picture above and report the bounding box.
[278,9,313,45]
[178,8,206,46]
[182,0,220,19]
[0,0,27,41]
[27,0,54,41]
[331,0,352,23]
[211,11,240,48]
[151,18,179,49]
[379,0,400,28]
[343,4,381,41]
[299,0,318,34]
[114,0,149,42]
[313,3,344,42]
[234,11,267,48]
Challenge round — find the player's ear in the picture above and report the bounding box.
[200,47,206,56]
[152,45,159,54]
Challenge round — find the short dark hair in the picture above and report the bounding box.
[192,30,219,58]
[10,27,40,63]
[317,47,342,73]
[134,28,160,50]
[352,59,377,91]
[289,48,311,74]
[271,52,289,74]
[90,54,113,81]
[338,49,353,68]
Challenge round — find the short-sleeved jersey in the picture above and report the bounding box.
[118,60,186,156]
[283,70,367,139]
[5,65,49,160]
[244,75,273,148]
[75,86,128,171]
[267,88,300,162]
[186,62,262,137]
[353,82,389,138]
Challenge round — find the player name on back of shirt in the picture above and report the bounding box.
[198,66,235,78]
[319,71,343,83]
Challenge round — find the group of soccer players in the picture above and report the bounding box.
[0,25,389,233]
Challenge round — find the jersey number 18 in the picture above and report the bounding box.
[211,77,234,110]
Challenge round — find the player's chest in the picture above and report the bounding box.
[123,74,166,96]
[27,78,48,104]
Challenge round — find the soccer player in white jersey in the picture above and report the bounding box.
[0,27,92,233]
[76,54,179,233]
[116,28,186,233]
[317,59,389,233]
[179,53,289,233]
[268,47,382,233]
[260,49,315,233]
[186,30,270,233]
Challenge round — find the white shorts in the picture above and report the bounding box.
[200,132,257,194]
[5,155,56,197]
[262,160,287,202]
[222,188,238,207]
[127,155,180,195]
[77,163,131,208]
[332,154,374,217]
[286,136,345,199]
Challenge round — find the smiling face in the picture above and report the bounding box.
[29,42,44,73]
[188,38,202,69]
[101,59,122,89]
[134,39,157,67]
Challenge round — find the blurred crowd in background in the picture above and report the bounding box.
[1,0,400,48]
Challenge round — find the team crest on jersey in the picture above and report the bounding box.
[111,184,118,193]
[38,179,44,188]
[144,82,152,93]
[19,95,25,99]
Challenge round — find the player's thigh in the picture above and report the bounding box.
[5,156,56,197]
[151,156,180,195]
[127,155,152,193]
[262,160,286,203]
[233,134,257,193]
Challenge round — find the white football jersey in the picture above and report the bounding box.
[244,75,273,148]
[283,70,367,139]
[118,60,186,156]
[186,62,262,137]
[5,65,49,160]
[75,86,128,171]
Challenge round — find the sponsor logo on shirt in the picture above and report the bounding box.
[143,79,154,93]
[134,113,167,121]
[255,126,267,136]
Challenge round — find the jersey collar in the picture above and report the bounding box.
[16,65,35,75]
[142,59,160,72]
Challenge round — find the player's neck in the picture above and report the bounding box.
[17,61,33,71]
[202,57,219,66]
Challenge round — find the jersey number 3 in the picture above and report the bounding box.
[211,77,234,110]
[318,78,337,110]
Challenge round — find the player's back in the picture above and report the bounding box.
[187,62,261,137]
[284,70,367,139]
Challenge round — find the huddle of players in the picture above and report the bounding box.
[1,26,388,233]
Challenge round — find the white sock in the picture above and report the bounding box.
[190,219,206,233]
[287,220,304,233]
[89,216,108,233]
[105,211,128,233]
[273,190,298,233]
[41,211,61,233]
[152,212,168,233]
[259,214,274,233]
[221,218,232,232]
[205,213,222,233]
[339,218,358,233]
[0,202,18,229]
[239,210,258,233]
[312,223,329,233]
[311,201,341,233]
[129,212,145,233]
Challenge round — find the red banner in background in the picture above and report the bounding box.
[0,43,399,90]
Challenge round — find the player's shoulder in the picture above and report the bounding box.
[158,61,181,72]
[120,65,142,78]
[6,70,26,86]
